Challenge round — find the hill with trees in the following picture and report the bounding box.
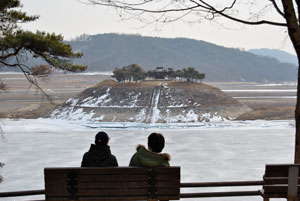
[68,33,297,82]
[51,79,251,123]
[112,64,205,83]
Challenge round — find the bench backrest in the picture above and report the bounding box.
[263,164,300,199]
[44,167,180,201]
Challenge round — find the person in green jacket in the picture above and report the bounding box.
[129,133,170,167]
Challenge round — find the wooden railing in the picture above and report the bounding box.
[180,181,263,198]
[0,180,264,199]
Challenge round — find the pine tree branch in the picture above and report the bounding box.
[0,46,22,60]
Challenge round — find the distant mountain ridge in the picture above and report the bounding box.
[68,34,296,82]
[248,48,298,66]
[1,33,296,82]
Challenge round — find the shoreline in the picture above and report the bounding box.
[0,73,296,120]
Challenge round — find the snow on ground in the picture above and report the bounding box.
[0,118,295,201]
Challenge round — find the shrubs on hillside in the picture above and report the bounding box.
[112,65,205,83]
[31,65,53,76]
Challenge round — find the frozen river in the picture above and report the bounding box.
[0,118,296,201]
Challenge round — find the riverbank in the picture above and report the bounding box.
[0,73,296,120]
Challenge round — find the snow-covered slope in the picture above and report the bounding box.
[50,80,251,123]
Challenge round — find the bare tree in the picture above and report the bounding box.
[85,0,300,163]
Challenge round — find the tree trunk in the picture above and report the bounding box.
[295,61,300,163]
[281,0,300,163]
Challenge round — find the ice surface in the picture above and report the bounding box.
[255,82,297,86]
[223,89,297,92]
[0,118,295,201]
[233,96,297,99]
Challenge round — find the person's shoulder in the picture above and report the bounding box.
[83,151,90,157]
[136,144,145,151]
[130,145,142,158]
[160,153,171,161]
[110,154,117,160]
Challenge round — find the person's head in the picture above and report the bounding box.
[95,131,109,145]
[148,133,165,153]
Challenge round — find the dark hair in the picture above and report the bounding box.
[95,131,109,145]
[148,133,165,153]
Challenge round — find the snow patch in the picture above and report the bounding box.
[66,98,79,107]
[80,88,111,107]
[135,108,146,122]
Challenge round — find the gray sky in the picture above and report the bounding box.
[21,0,295,55]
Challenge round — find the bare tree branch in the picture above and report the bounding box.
[88,0,202,13]
[86,0,287,26]
[0,57,53,102]
[18,65,53,102]
[194,0,287,26]
[269,0,285,17]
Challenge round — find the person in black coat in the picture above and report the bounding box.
[81,131,118,167]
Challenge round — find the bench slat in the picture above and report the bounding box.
[264,177,288,185]
[158,173,180,180]
[77,181,180,189]
[157,181,180,188]
[78,181,148,189]
[265,164,300,177]
[157,188,180,195]
[79,174,148,182]
[78,188,148,196]
[264,185,300,193]
[76,188,180,196]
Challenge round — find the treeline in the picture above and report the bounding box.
[112,64,205,83]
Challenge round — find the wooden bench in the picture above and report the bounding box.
[44,167,180,201]
[262,164,300,201]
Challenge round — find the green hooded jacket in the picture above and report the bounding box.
[129,145,170,167]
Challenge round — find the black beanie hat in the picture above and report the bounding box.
[95,131,109,145]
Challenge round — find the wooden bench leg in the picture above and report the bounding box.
[263,197,269,201]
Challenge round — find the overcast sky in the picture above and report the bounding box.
[21,0,295,55]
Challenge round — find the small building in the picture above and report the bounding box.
[151,67,174,80]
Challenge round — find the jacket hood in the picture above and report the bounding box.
[81,144,118,167]
[88,144,112,161]
[136,144,171,161]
